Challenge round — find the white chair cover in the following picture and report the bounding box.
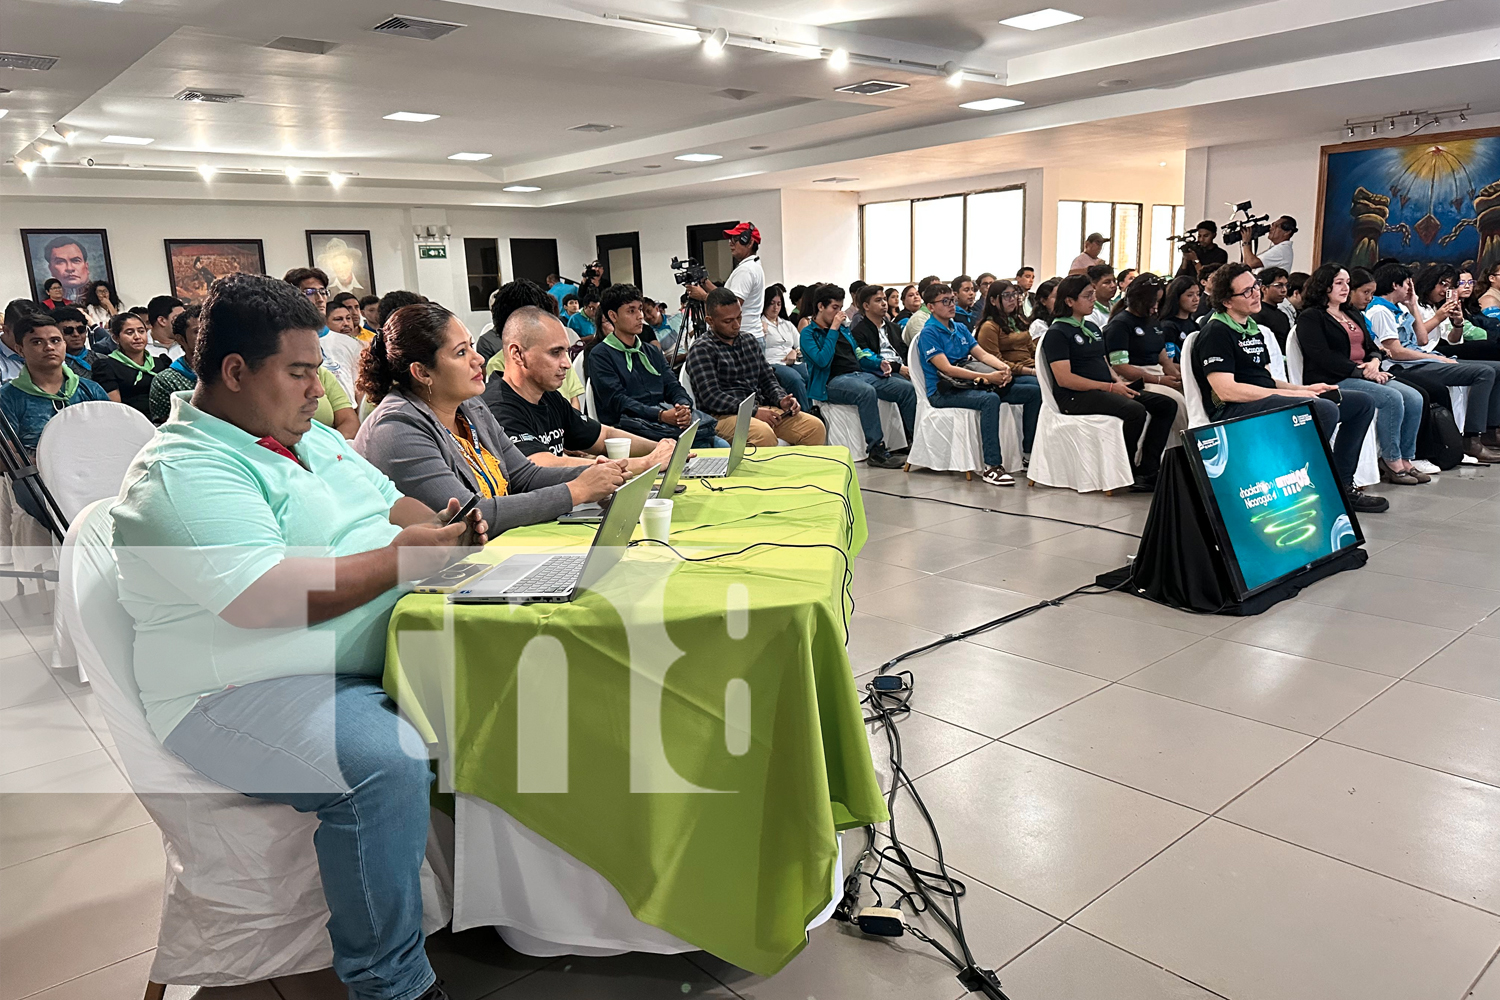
[1181,332,1212,428]
[1285,335,1379,486]
[1449,386,1469,435]
[58,500,453,988]
[1264,328,1289,383]
[903,340,984,474]
[822,400,908,462]
[36,401,155,523]
[1027,342,1134,493]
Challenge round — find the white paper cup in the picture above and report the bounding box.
[640,498,673,542]
[605,437,630,460]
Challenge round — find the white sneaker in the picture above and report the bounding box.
[981,466,1016,487]
[1411,459,1441,475]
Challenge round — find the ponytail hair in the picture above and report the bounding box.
[358,301,455,404]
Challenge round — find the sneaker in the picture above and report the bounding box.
[981,466,1016,487]
[1347,486,1390,513]
[1021,453,1031,468]
[866,443,905,470]
[1411,459,1441,475]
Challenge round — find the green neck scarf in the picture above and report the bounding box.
[12,365,79,402]
[603,332,660,375]
[1211,311,1260,339]
[109,349,155,385]
[1056,315,1099,340]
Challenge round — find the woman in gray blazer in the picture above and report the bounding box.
[355,302,626,535]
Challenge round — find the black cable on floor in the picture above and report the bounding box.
[861,486,1143,540]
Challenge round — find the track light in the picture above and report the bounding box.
[703,27,728,56]
[35,143,60,161]
[828,47,849,70]
[1460,112,1468,122]
[1388,118,1396,130]
[943,60,963,86]
[1347,126,1356,137]
[17,159,36,176]
[1371,125,1378,136]
[285,166,300,181]
[198,164,216,180]
[328,171,346,188]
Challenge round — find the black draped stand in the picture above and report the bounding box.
[1097,447,1367,617]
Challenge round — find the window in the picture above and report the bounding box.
[464,237,501,311]
[1150,204,1187,276]
[1055,200,1142,276]
[861,186,1025,286]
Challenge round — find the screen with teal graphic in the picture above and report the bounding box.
[1186,404,1362,597]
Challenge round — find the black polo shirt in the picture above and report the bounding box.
[1194,315,1276,410]
[1103,312,1166,367]
[484,376,602,457]
[1158,315,1199,350]
[1189,241,1228,267]
[1254,304,1291,347]
[1041,318,1111,386]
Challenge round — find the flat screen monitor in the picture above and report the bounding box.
[1182,402,1364,599]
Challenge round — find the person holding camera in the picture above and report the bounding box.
[1179,221,1228,275]
[687,221,765,342]
[1242,216,1297,271]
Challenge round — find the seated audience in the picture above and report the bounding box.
[1,299,42,381]
[1193,262,1385,512]
[918,282,1042,486]
[314,365,359,440]
[973,280,1041,454]
[0,311,109,450]
[1255,267,1293,347]
[50,306,99,379]
[567,292,599,341]
[547,272,579,306]
[1027,278,1061,341]
[588,283,720,448]
[801,283,915,469]
[1296,263,1427,484]
[81,280,121,335]
[1158,274,1202,360]
[1366,263,1500,461]
[285,268,363,404]
[485,307,676,471]
[148,305,202,425]
[357,301,625,533]
[900,276,942,345]
[1086,264,1117,328]
[849,284,907,374]
[1472,261,1500,325]
[759,284,811,412]
[1015,266,1038,314]
[642,298,675,348]
[686,289,825,447]
[1415,264,1500,361]
[93,311,170,416]
[975,273,997,302]
[378,289,427,328]
[895,283,920,332]
[146,295,186,361]
[1284,271,1309,322]
[951,275,978,330]
[1042,274,1178,491]
[113,273,481,1000]
[326,298,363,342]
[480,280,585,408]
[1103,273,1187,442]
[884,286,902,320]
[40,279,68,311]
[357,294,381,341]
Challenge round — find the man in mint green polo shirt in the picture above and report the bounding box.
[112,274,483,1000]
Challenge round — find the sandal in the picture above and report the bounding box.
[1378,459,1421,486]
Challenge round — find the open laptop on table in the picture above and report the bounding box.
[558,418,699,525]
[682,393,755,478]
[451,465,659,604]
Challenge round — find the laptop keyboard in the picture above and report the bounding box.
[686,456,729,477]
[501,554,587,595]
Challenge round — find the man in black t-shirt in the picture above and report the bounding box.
[1253,267,1292,347]
[1103,275,1187,443]
[1179,221,1228,275]
[485,307,673,475]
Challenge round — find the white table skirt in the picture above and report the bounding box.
[452,793,843,958]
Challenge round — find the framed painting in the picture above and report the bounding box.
[1315,126,1500,272]
[163,239,267,305]
[306,230,377,298]
[20,228,114,304]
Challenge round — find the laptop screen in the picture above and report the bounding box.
[576,464,660,593]
[726,393,756,474]
[655,419,698,498]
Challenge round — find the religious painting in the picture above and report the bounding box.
[1315,126,1500,273]
[19,229,114,304]
[163,239,266,305]
[306,230,377,298]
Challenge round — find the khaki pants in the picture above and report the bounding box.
[1139,364,1188,447]
[716,409,826,447]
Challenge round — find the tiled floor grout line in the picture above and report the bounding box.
[0,816,157,872]
[13,946,155,999]
[1461,942,1500,1000]
[997,923,1237,1000]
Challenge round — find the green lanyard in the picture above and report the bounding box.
[1056,316,1100,341]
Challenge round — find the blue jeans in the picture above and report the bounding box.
[771,363,810,413]
[1338,377,1422,462]
[164,675,436,1000]
[1003,375,1043,453]
[1217,393,1374,486]
[929,388,1002,467]
[825,372,917,448]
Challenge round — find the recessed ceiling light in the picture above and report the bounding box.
[101,134,153,144]
[503,185,540,192]
[383,111,440,122]
[447,152,491,161]
[1000,8,1082,30]
[1159,161,1168,167]
[1098,78,1131,88]
[959,97,1025,112]
[675,153,723,162]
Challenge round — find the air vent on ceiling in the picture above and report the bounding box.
[265,37,339,55]
[835,80,907,96]
[593,169,631,176]
[569,123,618,133]
[371,15,466,41]
[174,88,245,104]
[717,89,757,101]
[0,52,59,72]
[813,177,859,184]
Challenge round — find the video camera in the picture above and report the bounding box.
[1222,200,1272,246]
[581,260,604,285]
[670,256,710,287]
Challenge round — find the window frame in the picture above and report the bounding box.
[1055,199,1144,275]
[860,184,1027,286]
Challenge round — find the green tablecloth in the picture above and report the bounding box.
[383,446,888,976]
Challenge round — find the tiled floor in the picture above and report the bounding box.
[3,463,1498,999]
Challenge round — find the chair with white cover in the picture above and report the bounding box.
[820,397,908,463]
[1285,334,1379,487]
[903,339,984,478]
[1026,341,1135,493]
[1180,332,1212,428]
[58,499,454,997]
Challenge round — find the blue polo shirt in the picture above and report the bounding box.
[567,312,596,339]
[112,394,405,740]
[916,316,978,398]
[548,281,579,305]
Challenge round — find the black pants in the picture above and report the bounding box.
[1054,385,1179,477]
[1391,360,1500,433]
[1437,340,1500,362]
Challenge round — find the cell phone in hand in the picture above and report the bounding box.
[444,495,481,526]
[1318,387,1343,404]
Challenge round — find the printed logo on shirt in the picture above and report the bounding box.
[1134,327,1146,337]
[1108,351,1129,365]
[1074,333,1085,344]
[511,429,567,456]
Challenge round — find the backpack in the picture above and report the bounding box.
[1416,400,1464,469]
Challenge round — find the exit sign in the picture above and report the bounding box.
[419,244,448,259]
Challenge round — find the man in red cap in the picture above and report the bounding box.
[689,221,765,341]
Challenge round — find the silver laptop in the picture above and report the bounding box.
[683,394,755,478]
[561,419,699,524]
[451,465,659,604]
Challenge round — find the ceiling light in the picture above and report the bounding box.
[959,97,1024,112]
[1348,126,1356,137]
[1388,118,1396,130]
[198,164,216,180]
[942,61,964,87]
[51,124,75,142]
[1460,112,1468,122]
[285,166,301,180]
[999,8,1082,30]
[0,110,8,120]
[1158,161,1167,167]
[447,152,492,161]
[827,47,849,70]
[101,134,153,145]
[383,111,440,122]
[503,185,541,192]
[328,171,346,188]
[675,152,723,162]
[703,27,729,56]
[35,143,60,161]
[17,159,36,176]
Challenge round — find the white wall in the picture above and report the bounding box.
[584,190,784,304]
[780,189,860,288]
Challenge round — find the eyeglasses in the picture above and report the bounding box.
[58,324,86,334]
[1000,289,1020,299]
[933,297,956,306]
[301,287,329,299]
[1231,286,1262,300]
[1266,281,1289,291]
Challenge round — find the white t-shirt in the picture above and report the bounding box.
[1258,239,1294,272]
[320,329,365,403]
[724,256,765,341]
[1413,302,1459,349]
[762,317,799,366]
